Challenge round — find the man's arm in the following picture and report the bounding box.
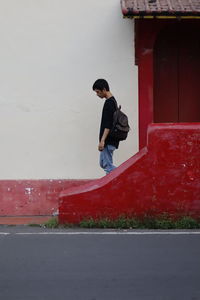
[98,128,110,151]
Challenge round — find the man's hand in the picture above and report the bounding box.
[98,128,110,151]
[98,140,105,151]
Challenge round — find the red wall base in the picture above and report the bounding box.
[0,179,91,216]
[59,123,200,224]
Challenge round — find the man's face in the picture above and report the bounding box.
[94,89,106,99]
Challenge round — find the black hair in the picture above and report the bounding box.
[92,79,110,91]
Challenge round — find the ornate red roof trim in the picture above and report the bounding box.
[121,0,200,17]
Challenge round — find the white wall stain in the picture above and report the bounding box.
[25,187,34,195]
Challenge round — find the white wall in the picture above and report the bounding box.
[0,0,138,179]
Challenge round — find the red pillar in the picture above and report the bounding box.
[136,19,175,149]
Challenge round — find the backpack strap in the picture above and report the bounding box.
[112,98,121,111]
[111,99,120,132]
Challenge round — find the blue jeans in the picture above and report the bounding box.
[99,144,116,174]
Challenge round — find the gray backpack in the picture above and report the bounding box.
[109,99,130,141]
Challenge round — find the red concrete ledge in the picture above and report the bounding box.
[0,216,52,225]
[59,123,200,224]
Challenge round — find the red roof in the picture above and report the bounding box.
[121,0,200,17]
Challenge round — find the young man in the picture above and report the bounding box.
[93,79,119,174]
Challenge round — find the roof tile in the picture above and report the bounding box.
[121,0,200,16]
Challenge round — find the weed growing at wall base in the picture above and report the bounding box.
[79,216,200,229]
[43,217,73,229]
[41,215,200,229]
[43,217,59,228]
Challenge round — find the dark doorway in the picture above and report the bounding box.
[154,22,200,123]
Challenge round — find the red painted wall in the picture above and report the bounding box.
[59,123,200,224]
[0,179,91,216]
[136,19,168,149]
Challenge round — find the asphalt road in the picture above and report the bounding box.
[0,227,200,300]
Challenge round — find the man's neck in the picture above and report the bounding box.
[105,91,113,99]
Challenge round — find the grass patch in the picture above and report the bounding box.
[42,217,74,229]
[43,217,59,229]
[29,215,200,230]
[175,217,200,229]
[79,217,144,229]
[79,215,200,230]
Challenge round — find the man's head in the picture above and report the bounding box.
[93,79,110,99]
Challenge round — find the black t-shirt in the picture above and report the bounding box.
[99,96,119,149]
